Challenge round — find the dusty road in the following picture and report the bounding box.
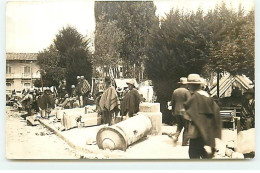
[6,108,79,159]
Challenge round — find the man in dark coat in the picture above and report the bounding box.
[171,77,191,146]
[184,74,222,159]
[241,88,255,130]
[38,88,55,119]
[121,79,141,118]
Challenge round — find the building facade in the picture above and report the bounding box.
[6,53,40,94]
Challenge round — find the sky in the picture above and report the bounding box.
[6,0,254,53]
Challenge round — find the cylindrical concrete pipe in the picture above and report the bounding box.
[96,114,152,151]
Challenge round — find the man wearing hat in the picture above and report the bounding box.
[99,76,120,125]
[77,76,91,107]
[241,88,255,131]
[21,89,35,119]
[121,79,141,118]
[170,77,191,146]
[184,74,221,159]
[38,87,55,119]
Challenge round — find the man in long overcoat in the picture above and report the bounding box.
[121,80,141,118]
[184,74,221,159]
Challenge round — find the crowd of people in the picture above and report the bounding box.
[7,73,255,159]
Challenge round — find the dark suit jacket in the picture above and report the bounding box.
[171,87,191,116]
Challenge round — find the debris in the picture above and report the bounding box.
[231,152,244,159]
[225,148,234,157]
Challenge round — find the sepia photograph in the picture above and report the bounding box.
[5,0,255,160]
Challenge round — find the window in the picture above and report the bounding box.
[6,66,12,74]
[24,83,31,90]
[24,66,31,73]
[6,83,12,88]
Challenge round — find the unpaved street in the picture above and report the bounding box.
[6,108,79,159]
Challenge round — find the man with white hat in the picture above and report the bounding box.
[184,74,221,159]
[171,77,191,146]
[121,79,141,118]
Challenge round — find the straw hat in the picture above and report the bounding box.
[178,77,187,84]
[126,79,136,87]
[186,74,203,84]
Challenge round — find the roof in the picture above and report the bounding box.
[210,73,254,97]
[6,53,38,61]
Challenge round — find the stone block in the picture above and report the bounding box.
[236,128,255,154]
[139,102,160,112]
[137,112,162,135]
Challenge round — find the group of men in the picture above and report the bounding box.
[171,73,255,159]
[98,76,142,125]
[57,76,91,109]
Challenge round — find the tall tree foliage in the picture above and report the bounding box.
[146,9,210,123]
[146,3,254,124]
[206,5,255,81]
[93,19,125,78]
[94,1,157,79]
[36,26,92,91]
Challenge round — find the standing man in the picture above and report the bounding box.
[240,88,255,131]
[38,87,55,119]
[121,80,141,118]
[171,77,191,146]
[99,76,120,125]
[80,76,91,106]
[184,74,221,159]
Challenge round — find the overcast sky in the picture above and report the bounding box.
[6,0,254,53]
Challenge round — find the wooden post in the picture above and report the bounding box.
[217,71,220,98]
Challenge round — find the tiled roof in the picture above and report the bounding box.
[6,53,38,61]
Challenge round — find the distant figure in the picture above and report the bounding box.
[171,77,191,146]
[59,86,68,104]
[77,76,91,107]
[21,89,34,118]
[121,80,141,118]
[57,79,66,97]
[99,76,120,125]
[184,74,221,159]
[241,88,255,131]
[38,88,55,119]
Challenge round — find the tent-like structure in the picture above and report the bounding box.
[209,72,254,98]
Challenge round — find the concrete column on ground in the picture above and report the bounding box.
[96,114,152,151]
[138,102,162,135]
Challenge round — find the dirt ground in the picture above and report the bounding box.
[6,107,79,159]
[5,106,238,159]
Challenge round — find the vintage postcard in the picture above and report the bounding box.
[6,0,255,159]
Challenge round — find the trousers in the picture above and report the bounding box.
[174,114,189,145]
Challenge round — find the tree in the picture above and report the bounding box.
[36,44,66,87]
[94,1,157,79]
[206,7,254,81]
[145,8,211,123]
[93,19,125,78]
[36,26,93,91]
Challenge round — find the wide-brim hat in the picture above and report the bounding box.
[178,77,188,84]
[244,88,254,95]
[186,74,203,84]
[126,80,136,87]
